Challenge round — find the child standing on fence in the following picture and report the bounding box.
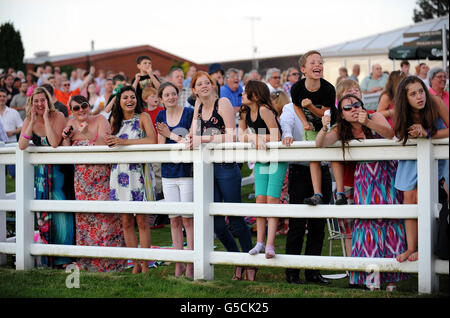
[155,82,194,279]
[393,76,449,263]
[105,85,158,274]
[290,50,337,205]
[238,80,288,259]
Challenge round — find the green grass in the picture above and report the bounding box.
[1,224,448,298]
[1,166,448,298]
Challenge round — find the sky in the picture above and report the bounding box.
[1,0,420,64]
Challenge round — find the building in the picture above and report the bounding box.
[24,44,206,79]
[206,15,448,84]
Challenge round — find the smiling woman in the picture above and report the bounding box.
[61,95,127,272]
[18,86,75,269]
[106,85,158,274]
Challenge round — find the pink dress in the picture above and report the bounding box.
[73,138,127,272]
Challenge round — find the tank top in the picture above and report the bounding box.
[245,106,282,137]
[196,99,226,136]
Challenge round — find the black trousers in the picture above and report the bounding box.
[285,164,332,279]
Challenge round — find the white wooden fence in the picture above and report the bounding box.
[0,138,448,294]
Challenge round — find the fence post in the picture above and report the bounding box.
[15,147,35,270]
[0,163,6,266]
[416,139,439,293]
[193,144,214,280]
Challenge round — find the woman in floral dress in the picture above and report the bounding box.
[105,86,157,274]
[62,95,127,272]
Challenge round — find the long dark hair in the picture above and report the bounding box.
[336,94,373,159]
[110,85,142,135]
[394,76,438,145]
[239,80,278,120]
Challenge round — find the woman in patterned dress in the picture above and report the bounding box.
[18,86,74,268]
[105,86,157,274]
[62,95,127,272]
[316,94,408,291]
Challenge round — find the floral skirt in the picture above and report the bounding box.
[75,164,127,272]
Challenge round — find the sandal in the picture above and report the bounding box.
[244,267,258,281]
[386,284,397,292]
[232,266,245,280]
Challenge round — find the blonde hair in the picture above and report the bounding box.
[298,50,322,68]
[335,78,361,100]
[270,90,290,116]
[25,86,57,118]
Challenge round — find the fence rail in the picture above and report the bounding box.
[0,138,448,294]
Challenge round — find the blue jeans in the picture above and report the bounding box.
[213,163,253,253]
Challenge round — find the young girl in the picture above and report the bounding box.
[155,82,194,278]
[191,71,254,281]
[238,80,288,259]
[105,85,158,274]
[394,76,449,263]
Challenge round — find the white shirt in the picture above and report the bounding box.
[0,106,23,143]
[280,103,304,141]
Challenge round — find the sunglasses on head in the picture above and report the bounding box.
[72,102,89,112]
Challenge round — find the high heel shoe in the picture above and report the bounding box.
[244,267,258,281]
[232,266,245,280]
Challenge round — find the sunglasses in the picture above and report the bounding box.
[71,102,89,112]
[342,102,362,111]
[63,83,70,87]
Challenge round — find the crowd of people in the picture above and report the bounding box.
[1,52,449,291]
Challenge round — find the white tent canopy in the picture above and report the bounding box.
[318,15,448,58]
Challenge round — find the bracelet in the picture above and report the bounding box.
[21,133,31,140]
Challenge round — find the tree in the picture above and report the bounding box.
[413,0,449,23]
[0,22,25,71]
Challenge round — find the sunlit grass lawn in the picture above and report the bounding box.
[1,166,448,298]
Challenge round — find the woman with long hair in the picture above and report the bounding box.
[106,85,158,274]
[316,93,408,291]
[18,86,75,268]
[393,76,449,263]
[238,80,287,260]
[155,82,194,278]
[191,71,255,281]
[62,95,127,272]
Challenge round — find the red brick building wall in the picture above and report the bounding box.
[25,45,206,79]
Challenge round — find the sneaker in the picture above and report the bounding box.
[335,193,348,205]
[304,194,323,205]
[249,242,265,255]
